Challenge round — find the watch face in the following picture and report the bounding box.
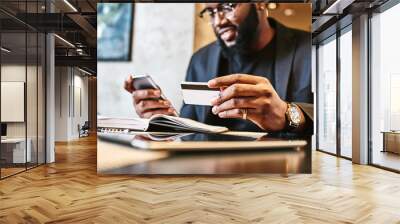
[289,106,301,124]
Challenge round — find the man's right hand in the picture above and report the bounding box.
[124,75,177,118]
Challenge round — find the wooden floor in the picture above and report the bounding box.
[1,135,400,224]
[373,150,400,171]
[1,167,26,178]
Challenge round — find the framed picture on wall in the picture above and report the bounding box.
[97,3,134,61]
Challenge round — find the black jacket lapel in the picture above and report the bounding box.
[207,42,222,80]
[274,22,296,100]
[199,42,221,123]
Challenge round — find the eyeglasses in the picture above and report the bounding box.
[199,3,238,21]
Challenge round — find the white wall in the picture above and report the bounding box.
[1,65,38,138]
[97,3,195,118]
[54,67,89,141]
[1,82,24,122]
[55,67,68,141]
[72,74,89,138]
[1,66,26,140]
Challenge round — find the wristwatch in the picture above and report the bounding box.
[285,103,301,130]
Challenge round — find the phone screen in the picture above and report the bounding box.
[131,75,167,101]
[132,75,159,90]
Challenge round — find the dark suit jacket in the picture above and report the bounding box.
[180,19,313,132]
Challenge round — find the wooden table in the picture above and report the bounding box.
[97,132,311,174]
[382,131,400,154]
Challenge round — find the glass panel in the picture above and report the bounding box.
[26,0,39,169]
[1,26,28,177]
[371,3,400,171]
[339,29,352,158]
[0,0,46,178]
[317,37,337,154]
[27,31,38,169]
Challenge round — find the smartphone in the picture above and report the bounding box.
[132,75,158,90]
[131,75,166,100]
[131,75,179,116]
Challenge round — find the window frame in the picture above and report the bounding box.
[315,23,353,160]
[367,0,400,173]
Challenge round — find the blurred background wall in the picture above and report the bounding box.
[98,3,195,118]
[98,3,311,118]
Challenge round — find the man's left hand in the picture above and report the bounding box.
[208,74,288,132]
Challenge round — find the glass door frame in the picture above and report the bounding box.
[0,1,48,180]
[315,24,353,161]
[367,0,400,173]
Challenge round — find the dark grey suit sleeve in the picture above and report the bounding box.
[290,30,314,123]
[295,102,313,135]
[180,57,198,120]
[295,102,313,122]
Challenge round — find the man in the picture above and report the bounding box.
[124,3,312,133]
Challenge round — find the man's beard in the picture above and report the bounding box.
[216,4,259,57]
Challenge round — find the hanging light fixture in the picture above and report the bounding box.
[63,0,78,12]
[1,47,11,53]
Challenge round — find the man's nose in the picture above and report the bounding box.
[213,11,228,27]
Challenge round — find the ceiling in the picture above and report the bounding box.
[0,0,394,75]
[0,0,97,74]
[311,0,390,43]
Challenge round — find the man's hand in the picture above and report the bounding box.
[124,75,177,118]
[208,74,295,132]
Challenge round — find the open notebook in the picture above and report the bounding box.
[98,115,228,133]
